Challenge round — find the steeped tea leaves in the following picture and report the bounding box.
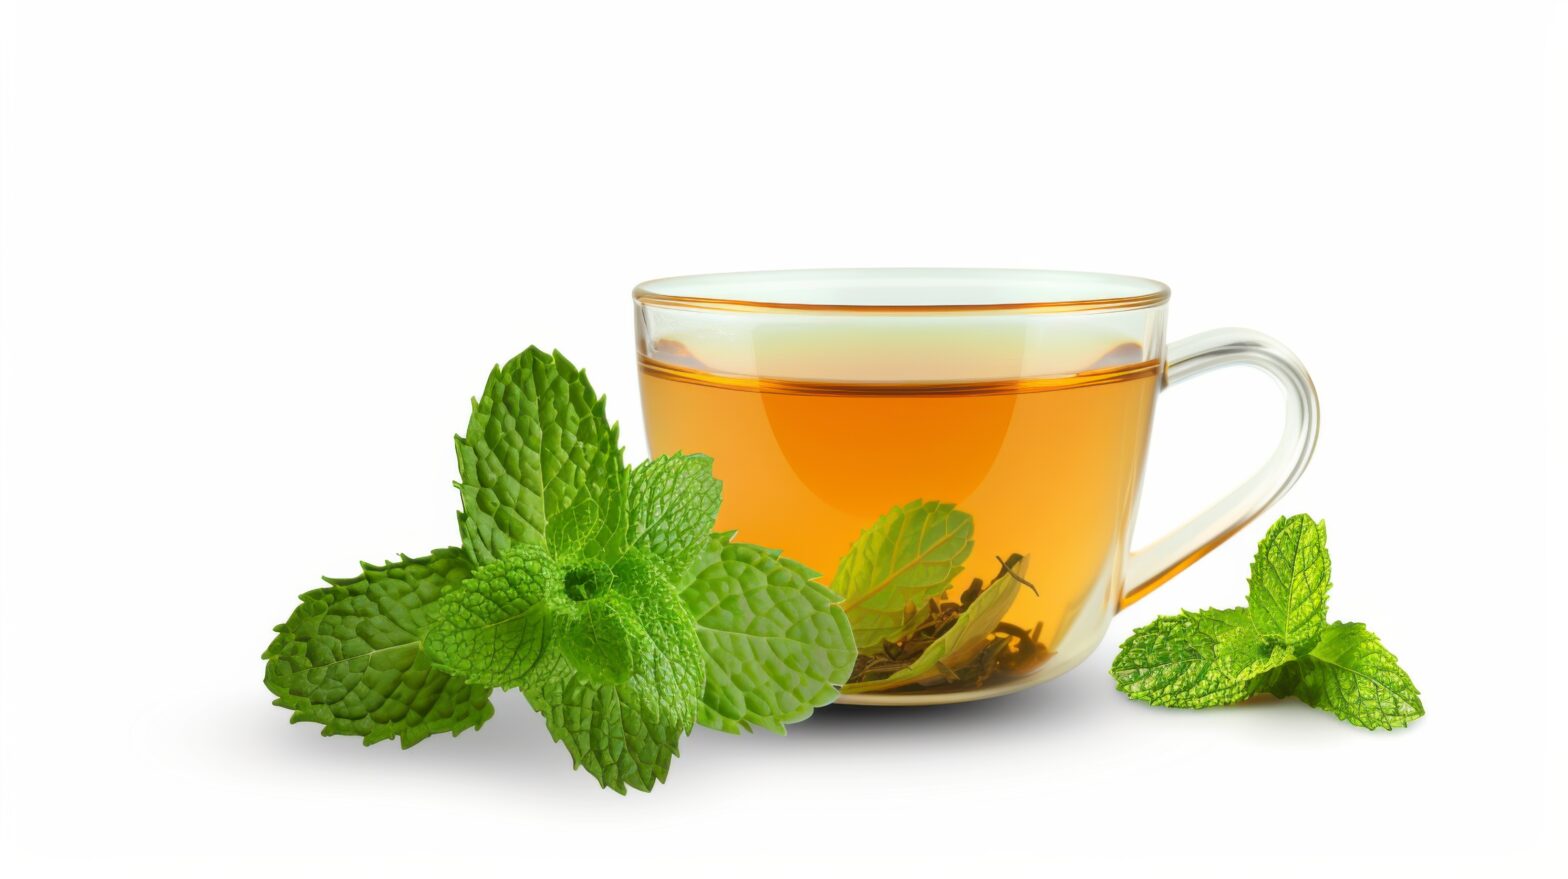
[844,556,1028,693]
[835,500,975,650]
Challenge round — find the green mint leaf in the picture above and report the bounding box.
[525,669,687,795]
[1110,608,1278,709]
[526,550,705,793]
[262,549,494,748]
[1297,622,1423,730]
[1212,612,1295,680]
[679,533,857,733]
[1246,514,1331,648]
[546,497,604,558]
[835,499,975,650]
[423,545,564,689]
[607,551,706,706]
[773,553,823,583]
[626,453,723,575]
[1258,663,1302,699]
[844,556,1029,694]
[455,347,626,566]
[557,596,641,686]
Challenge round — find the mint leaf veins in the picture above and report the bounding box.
[1246,513,1331,649]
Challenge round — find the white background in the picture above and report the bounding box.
[3,1,1564,875]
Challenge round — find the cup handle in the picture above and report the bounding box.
[1119,328,1320,611]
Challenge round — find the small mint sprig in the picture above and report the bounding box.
[1111,515,1423,730]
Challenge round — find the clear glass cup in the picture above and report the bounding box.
[634,269,1318,705]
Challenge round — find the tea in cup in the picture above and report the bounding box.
[636,269,1317,704]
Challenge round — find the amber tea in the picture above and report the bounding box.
[641,351,1160,695]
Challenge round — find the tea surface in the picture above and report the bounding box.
[640,353,1159,696]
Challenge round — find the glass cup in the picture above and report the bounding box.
[634,269,1318,705]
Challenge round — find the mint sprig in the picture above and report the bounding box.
[1111,514,1423,730]
[263,347,857,792]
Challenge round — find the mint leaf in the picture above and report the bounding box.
[774,554,822,583]
[423,545,564,689]
[845,556,1028,694]
[1212,612,1295,680]
[1297,622,1424,730]
[525,667,688,795]
[456,347,625,566]
[546,497,605,558]
[835,500,975,650]
[1111,608,1280,709]
[427,544,705,792]
[626,453,723,575]
[526,550,705,793]
[607,551,707,708]
[1246,514,1331,648]
[679,533,856,733]
[558,596,640,686]
[262,549,494,748]
[1258,663,1302,699]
